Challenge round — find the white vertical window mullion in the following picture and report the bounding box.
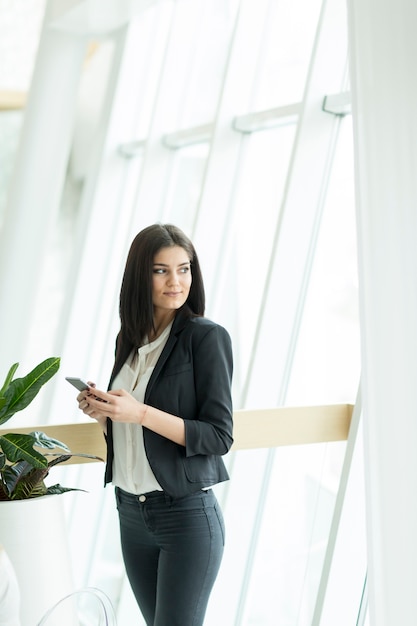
[127,0,202,232]
[0,1,88,372]
[311,390,367,626]
[46,26,133,420]
[191,0,271,304]
[244,0,349,410]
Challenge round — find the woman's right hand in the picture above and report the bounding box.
[76,382,108,432]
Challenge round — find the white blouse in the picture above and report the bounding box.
[111,322,173,495]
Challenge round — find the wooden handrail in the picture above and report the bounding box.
[232,403,353,449]
[0,404,353,465]
[0,90,26,111]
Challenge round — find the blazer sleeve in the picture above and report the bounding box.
[184,324,233,457]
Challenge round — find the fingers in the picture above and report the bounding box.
[75,387,135,422]
[76,389,95,414]
[86,386,109,403]
[107,388,125,397]
[78,399,91,415]
[80,398,101,420]
[76,390,89,406]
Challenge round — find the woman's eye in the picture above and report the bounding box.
[153,266,190,275]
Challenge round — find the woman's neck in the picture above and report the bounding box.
[150,311,175,341]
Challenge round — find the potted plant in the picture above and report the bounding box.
[0,356,102,500]
[0,356,103,625]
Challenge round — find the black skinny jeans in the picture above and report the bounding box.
[115,487,225,626]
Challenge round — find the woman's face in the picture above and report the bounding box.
[152,245,192,317]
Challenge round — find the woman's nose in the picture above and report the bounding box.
[167,272,179,285]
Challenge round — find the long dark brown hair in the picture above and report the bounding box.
[112,224,205,375]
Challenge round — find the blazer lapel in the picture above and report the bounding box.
[144,310,188,401]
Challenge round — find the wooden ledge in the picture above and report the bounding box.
[232,403,353,450]
[0,90,27,111]
[0,404,353,464]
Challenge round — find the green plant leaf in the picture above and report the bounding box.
[0,433,48,468]
[47,454,72,467]
[12,476,48,500]
[0,363,19,413]
[0,357,105,500]
[44,452,104,469]
[0,461,49,500]
[0,363,19,397]
[1,462,29,496]
[0,357,60,426]
[46,484,87,495]
[30,431,70,452]
[46,452,105,463]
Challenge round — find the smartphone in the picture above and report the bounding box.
[65,377,91,392]
[65,377,106,402]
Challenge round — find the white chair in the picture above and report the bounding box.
[36,587,117,626]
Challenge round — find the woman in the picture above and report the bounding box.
[76,223,233,626]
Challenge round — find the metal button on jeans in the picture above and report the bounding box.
[139,495,146,502]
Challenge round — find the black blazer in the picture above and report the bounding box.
[104,311,234,498]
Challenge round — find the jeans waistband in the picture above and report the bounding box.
[115,486,212,505]
[116,487,165,502]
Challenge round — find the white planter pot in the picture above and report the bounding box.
[0,495,74,626]
[0,544,20,625]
